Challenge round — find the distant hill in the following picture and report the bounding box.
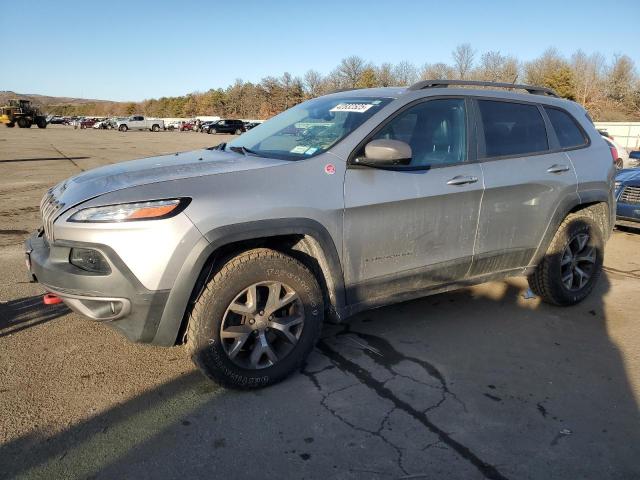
[0,91,114,107]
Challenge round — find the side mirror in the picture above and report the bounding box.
[355,139,412,167]
[629,151,640,160]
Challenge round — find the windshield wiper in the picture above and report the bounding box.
[228,145,259,156]
[206,142,226,151]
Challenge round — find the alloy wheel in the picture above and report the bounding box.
[221,281,304,369]
[560,232,596,291]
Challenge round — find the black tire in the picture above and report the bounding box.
[17,117,28,128]
[37,119,47,128]
[235,128,242,135]
[528,212,604,306]
[152,124,160,132]
[6,122,15,128]
[168,125,175,131]
[187,248,324,389]
[119,124,128,132]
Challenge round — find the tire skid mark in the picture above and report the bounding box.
[309,326,509,480]
[603,266,640,281]
[0,184,47,197]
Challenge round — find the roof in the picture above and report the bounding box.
[327,83,578,111]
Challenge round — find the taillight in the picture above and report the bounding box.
[609,145,618,164]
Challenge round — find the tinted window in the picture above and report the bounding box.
[372,98,467,167]
[545,107,588,148]
[478,100,548,157]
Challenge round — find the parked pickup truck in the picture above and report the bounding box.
[116,116,164,132]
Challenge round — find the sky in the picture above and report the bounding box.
[1,0,639,101]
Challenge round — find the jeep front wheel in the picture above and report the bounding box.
[187,248,324,388]
[528,212,603,306]
[119,124,128,132]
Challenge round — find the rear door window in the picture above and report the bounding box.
[478,100,548,157]
[544,107,588,149]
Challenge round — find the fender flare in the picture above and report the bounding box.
[152,218,346,346]
[526,190,611,274]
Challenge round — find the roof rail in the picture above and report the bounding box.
[407,79,558,97]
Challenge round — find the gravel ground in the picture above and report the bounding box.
[0,125,639,479]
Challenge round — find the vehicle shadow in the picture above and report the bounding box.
[0,157,90,164]
[0,295,68,339]
[1,273,638,479]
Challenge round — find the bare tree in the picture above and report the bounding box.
[571,50,606,109]
[44,48,640,122]
[524,47,565,85]
[420,62,454,80]
[393,61,418,86]
[608,54,636,103]
[376,63,395,86]
[303,69,324,98]
[452,43,475,79]
[337,56,369,88]
[476,51,519,83]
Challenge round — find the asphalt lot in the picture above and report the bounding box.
[0,125,639,479]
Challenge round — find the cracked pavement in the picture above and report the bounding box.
[1,127,640,479]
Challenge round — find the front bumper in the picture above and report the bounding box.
[25,232,170,343]
[615,200,640,228]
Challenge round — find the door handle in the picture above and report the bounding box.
[547,164,570,174]
[447,175,478,186]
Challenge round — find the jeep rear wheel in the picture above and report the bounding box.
[187,248,323,388]
[528,212,603,306]
[152,124,160,132]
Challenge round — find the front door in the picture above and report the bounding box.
[343,97,484,305]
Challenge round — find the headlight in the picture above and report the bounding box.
[68,198,189,223]
[615,181,622,190]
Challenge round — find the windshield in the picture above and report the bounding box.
[227,96,393,160]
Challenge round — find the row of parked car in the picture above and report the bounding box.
[606,127,640,228]
[47,115,262,134]
[599,129,640,169]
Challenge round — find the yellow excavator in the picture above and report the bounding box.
[0,99,47,128]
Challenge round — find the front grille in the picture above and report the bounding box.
[620,186,640,205]
[40,189,63,242]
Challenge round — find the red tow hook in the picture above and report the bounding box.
[43,293,63,305]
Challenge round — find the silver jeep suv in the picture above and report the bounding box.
[25,80,615,388]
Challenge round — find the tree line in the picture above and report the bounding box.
[47,45,640,121]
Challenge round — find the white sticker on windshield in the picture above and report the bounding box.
[290,145,309,154]
[305,147,318,155]
[330,103,374,113]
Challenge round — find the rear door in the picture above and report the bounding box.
[343,97,484,305]
[469,98,579,276]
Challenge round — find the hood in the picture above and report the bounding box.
[50,149,288,209]
[616,168,640,184]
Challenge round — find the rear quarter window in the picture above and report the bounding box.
[478,100,548,158]
[544,107,588,149]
